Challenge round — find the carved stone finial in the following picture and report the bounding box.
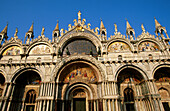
[87,23,91,29]
[68,24,72,31]
[95,27,99,35]
[73,19,77,26]
[141,24,145,33]
[82,19,86,25]
[60,29,64,36]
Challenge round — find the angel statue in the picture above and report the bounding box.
[141,24,145,33]
[14,28,18,37]
[114,24,118,33]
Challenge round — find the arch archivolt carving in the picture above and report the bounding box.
[11,67,43,83]
[52,55,105,82]
[114,64,149,81]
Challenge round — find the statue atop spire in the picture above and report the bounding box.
[141,24,145,33]
[78,11,81,20]
[78,11,82,24]
[114,24,118,33]
[14,28,18,38]
[41,27,45,36]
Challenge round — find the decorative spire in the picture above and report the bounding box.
[154,17,169,39]
[126,19,132,29]
[154,17,161,28]
[28,22,34,33]
[24,22,34,44]
[126,19,135,40]
[1,23,8,34]
[54,20,59,31]
[52,20,60,42]
[100,19,105,29]
[0,23,8,44]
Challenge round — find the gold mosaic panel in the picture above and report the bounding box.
[63,64,96,83]
[3,46,21,55]
[138,41,159,51]
[108,42,130,52]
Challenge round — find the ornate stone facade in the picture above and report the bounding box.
[0,11,170,111]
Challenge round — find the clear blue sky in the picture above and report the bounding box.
[0,0,170,41]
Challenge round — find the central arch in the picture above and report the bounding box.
[54,56,104,111]
[52,55,105,82]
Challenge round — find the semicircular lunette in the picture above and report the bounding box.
[138,41,159,51]
[108,42,131,52]
[60,63,97,83]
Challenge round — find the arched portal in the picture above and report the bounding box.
[56,61,99,111]
[154,67,170,111]
[117,67,146,111]
[10,70,41,111]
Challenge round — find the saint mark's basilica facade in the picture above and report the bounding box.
[0,11,170,111]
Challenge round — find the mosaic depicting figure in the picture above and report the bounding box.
[30,45,51,54]
[64,64,97,83]
[108,42,130,52]
[155,73,170,82]
[138,41,159,51]
[3,46,21,55]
